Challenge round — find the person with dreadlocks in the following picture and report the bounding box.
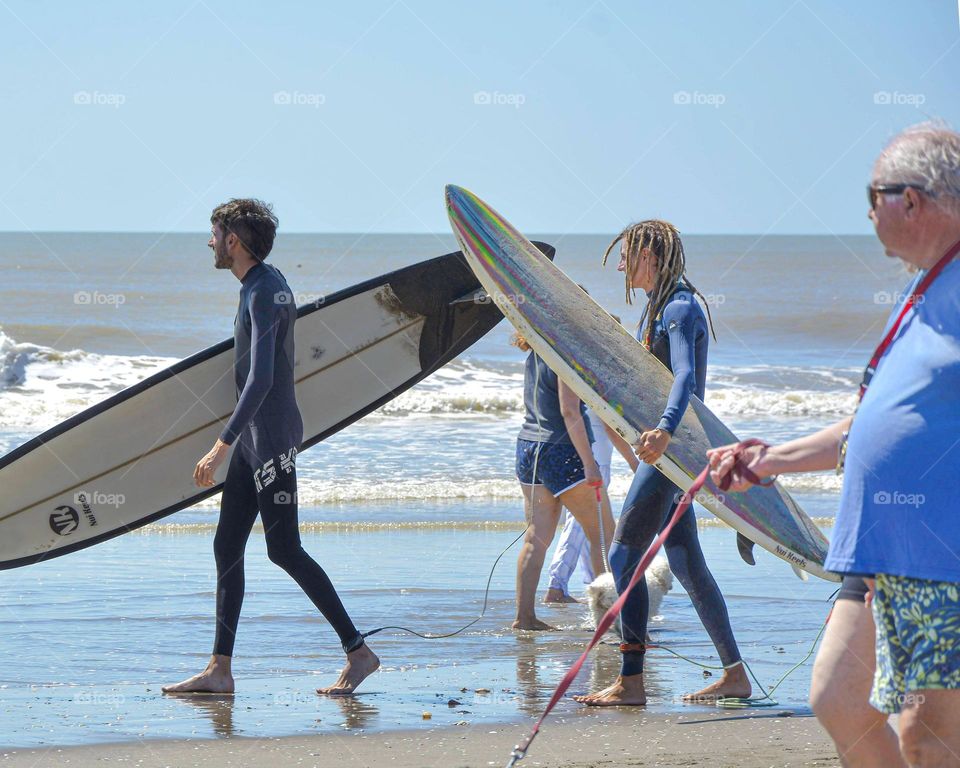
[575,219,750,706]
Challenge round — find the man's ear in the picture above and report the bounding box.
[903,187,921,218]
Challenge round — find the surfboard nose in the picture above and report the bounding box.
[444,184,471,213]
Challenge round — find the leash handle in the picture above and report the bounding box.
[716,438,775,491]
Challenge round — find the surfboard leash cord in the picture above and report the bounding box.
[359,524,528,642]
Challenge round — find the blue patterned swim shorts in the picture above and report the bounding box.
[870,573,960,714]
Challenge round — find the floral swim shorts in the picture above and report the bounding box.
[870,573,960,714]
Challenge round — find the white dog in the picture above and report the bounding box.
[585,556,673,637]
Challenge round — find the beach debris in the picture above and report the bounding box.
[702,670,712,678]
[455,720,469,726]
[422,711,432,720]
[475,688,491,694]
[447,699,461,707]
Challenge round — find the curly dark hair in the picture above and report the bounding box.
[210,199,279,261]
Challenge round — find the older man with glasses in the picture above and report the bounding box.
[709,122,960,768]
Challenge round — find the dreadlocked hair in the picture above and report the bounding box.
[602,219,717,348]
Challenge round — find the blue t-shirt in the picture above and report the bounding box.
[517,352,594,446]
[825,261,960,582]
[641,287,709,434]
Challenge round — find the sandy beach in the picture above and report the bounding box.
[0,709,838,767]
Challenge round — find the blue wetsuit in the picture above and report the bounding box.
[611,286,740,676]
[213,262,363,657]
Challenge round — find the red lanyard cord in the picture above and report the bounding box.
[858,238,960,401]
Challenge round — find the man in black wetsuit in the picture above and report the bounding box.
[163,199,379,696]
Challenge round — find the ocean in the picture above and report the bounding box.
[0,232,906,748]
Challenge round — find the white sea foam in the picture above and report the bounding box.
[186,470,840,509]
[0,328,173,430]
[0,327,857,435]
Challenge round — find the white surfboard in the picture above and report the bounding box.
[0,246,553,569]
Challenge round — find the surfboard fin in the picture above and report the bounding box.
[792,565,809,581]
[736,532,756,566]
[449,289,488,306]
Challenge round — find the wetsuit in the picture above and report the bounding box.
[611,285,741,676]
[213,262,363,657]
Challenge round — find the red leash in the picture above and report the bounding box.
[505,460,713,767]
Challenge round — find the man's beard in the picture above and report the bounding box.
[213,241,232,270]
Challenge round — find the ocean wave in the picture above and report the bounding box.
[0,328,173,430]
[0,327,856,433]
[705,388,856,418]
[185,471,840,509]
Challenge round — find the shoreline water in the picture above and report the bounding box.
[0,524,838,751]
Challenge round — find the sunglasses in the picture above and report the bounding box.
[867,183,928,210]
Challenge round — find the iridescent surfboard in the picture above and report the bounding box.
[446,184,838,582]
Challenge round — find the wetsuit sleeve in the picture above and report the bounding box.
[656,301,698,435]
[220,285,280,445]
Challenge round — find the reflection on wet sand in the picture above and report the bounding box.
[166,694,236,737]
[512,632,675,715]
[330,696,379,730]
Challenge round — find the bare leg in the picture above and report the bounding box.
[810,600,904,767]
[513,484,562,630]
[559,482,615,579]
[162,654,235,694]
[899,689,960,768]
[316,644,381,696]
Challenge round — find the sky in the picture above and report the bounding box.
[0,0,957,234]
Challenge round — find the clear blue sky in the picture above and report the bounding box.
[0,0,957,233]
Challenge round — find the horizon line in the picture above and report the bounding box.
[0,230,877,237]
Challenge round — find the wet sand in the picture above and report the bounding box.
[0,709,837,767]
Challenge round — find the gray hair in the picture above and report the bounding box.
[877,121,960,217]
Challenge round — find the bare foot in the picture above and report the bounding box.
[512,617,557,631]
[681,663,752,702]
[573,675,646,706]
[543,588,578,604]
[316,644,380,696]
[162,656,234,694]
